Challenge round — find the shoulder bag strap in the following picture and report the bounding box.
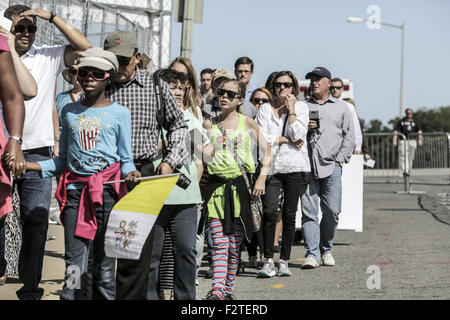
[215,118,252,191]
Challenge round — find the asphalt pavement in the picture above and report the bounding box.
[0,183,449,300]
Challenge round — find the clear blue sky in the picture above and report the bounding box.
[170,0,450,127]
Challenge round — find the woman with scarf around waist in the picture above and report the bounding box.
[23,48,141,300]
[201,79,272,300]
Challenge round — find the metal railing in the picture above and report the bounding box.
[409,132,450,185]
[364,132,450,192]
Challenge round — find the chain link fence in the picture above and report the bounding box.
[1,0,172,74]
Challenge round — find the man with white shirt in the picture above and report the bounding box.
[4,5,91,300]
[330,77,362,154]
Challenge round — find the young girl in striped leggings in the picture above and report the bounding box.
[202,79,272,300]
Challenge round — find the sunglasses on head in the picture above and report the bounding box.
[274,82,293,89]
[330,86,343,90]
[216,88,240,99]
[77,68,110,81]
[14,24,37,34]
[252,98,269,104]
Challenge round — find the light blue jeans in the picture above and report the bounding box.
[301,165,342,262]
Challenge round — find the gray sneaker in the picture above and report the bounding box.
[277,259,291,277]
[258,260,276,278]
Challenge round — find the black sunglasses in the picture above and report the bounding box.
[252,98,269,104]
[216,88,240,99]
[274,82,293,88]
[14,24,37,34]
[330,86,343,90]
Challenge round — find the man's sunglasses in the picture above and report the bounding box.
[330,86,343,91]
[77,68,110,81]
[274,82,293,88]
[216,88,240,99]
[252,98,269,104]
[14,24,37,34]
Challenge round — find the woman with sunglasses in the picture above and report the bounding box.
[201,79,272,300]
[250,88,272,111]
[256,70,311,278]
[239,87,273,269]
[24,48,141,300]
[170,57,203,123]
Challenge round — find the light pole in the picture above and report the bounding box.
[347,17,405,118]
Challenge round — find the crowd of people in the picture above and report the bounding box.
[0,5,371,300]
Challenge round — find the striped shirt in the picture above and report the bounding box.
[106,69,188,169]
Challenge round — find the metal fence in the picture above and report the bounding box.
[2,0,172,73]
[364,132,450,191]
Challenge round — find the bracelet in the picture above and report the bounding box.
[49,11,57,24]
[54,135,60,142]
[9,136,23,145]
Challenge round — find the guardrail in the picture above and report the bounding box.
[363,132,450,192]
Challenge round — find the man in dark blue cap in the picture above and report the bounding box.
[300,67,354,269]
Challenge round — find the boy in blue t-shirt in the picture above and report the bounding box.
[24,48,141,300]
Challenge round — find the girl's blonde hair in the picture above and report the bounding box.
[170,57,202,119]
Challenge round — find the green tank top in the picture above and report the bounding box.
[207,113,255,178]
[207,113,255,220]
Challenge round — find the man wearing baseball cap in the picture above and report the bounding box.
[103,30,188,300]
[300,66,354,269]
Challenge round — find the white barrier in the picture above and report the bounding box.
[295,155,364,232]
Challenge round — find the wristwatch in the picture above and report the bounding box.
[49,11,57,24]
[9,136,23,145]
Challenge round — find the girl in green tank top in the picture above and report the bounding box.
[202,79,272,300]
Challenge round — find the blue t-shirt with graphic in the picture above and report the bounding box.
[39,101,136,178]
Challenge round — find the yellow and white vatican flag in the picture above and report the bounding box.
[104,174,179,260]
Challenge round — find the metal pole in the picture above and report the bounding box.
[399,22,405,118]
[180,0,195,59]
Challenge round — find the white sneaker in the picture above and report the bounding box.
[301,256,320,269]
[258,259,276,278]
[277,259,291,277]
[322,252,335,266]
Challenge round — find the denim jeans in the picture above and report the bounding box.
[301,165,342,262]
[15,147,52,300]
[146,204,197,300]
[262,172,307,261]
[60,188,117,300]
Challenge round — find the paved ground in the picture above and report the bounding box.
[0,183,449,300]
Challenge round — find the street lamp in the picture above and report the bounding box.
[347,16,405,118]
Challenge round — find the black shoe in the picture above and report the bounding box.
[205,266,214,279]
[224,294,237,300]
[237,262,245,275]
